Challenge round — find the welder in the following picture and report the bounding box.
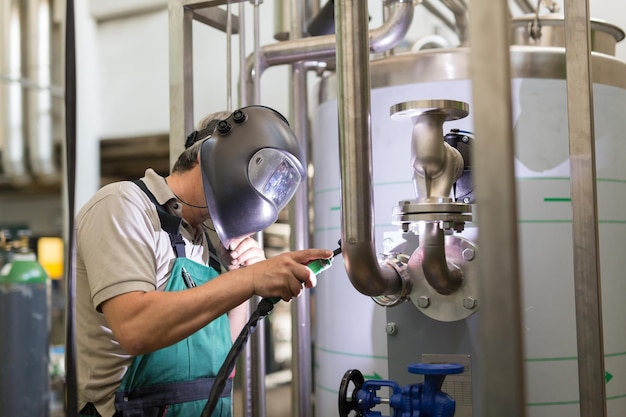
[75,105,332,417]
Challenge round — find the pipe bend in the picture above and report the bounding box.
[419,222,463,295]
[245,0,415,101]
[343,241,404,296]
[369,1,415,53]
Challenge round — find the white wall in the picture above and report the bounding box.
[95,2,291,139]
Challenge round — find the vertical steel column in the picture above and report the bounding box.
[237,4,255,416]
[247,4,267,416]
[168,1,194,168]
[563,0,607,416]
[289,0,314,412]
[468,1,526,417]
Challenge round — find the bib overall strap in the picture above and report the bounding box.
[132,180,223,271]
[114,377,232,414]
[204,232,223,272]
[131,179,186,258]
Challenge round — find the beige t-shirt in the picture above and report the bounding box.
[75,169,215,417]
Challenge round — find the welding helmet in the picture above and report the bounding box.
[199,105,305,246]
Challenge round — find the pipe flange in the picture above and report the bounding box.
[392,212,472,225]
[408,235,479,322]
[393,201,472,215]
[371,255,412,307]
[389,99,469,122]
[392,201,472,230]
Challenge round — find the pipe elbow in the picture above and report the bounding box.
[343,241,404,297]
[416,222,463,295]
[370,1,415,53]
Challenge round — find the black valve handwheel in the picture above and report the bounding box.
[338,369,366,417]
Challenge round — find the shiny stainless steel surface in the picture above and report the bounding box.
[288,0,314,415]
[439,0,469,45]
[335,0,404,297]
[511,14,625,56]
[414,222,463,295]
[388,99,474,321]
[469,1,525,417]
[245,0,414,104]
[564,0,607,415]
[390,99,467,203]
[392,201,472,225]
[247,4,267,416]
[319,46,626,104]
[407,230,479,321]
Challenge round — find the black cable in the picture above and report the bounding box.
[200,298,276,417]
[64,0,78,414]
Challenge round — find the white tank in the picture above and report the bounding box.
[312,38,626,417]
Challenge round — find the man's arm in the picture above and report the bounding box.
[101,248,332,355]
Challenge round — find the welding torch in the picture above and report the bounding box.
[201,245,343,417]
[263,245,342,307]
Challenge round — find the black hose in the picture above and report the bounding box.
[64,0,78,415]
[200,298,276,417]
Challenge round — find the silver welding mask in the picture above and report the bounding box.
[199,106,305,246]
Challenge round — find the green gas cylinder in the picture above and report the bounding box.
[0,239,51,417]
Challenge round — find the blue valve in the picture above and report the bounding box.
[338,363,464,417]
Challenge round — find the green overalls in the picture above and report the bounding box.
[107,180,233,417]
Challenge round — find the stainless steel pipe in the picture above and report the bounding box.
[439,0,469,45]
[288,0,314,414]
[245,0,414,104]
[334,0,404,297]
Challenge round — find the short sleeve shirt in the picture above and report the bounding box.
[75,169,213,417]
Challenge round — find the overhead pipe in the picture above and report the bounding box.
[26,0,59,185]
[514,0,536,14]
[1,0,30,186]
[439,0,469,45]
[334,0,403,297]
[1,0,61,187]
[421,0,456,35]
[245,0,414,104]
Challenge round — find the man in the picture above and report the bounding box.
[76,106,332,416]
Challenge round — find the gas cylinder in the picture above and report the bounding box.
[0,232,51,417]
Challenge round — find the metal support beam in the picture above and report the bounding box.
[289,0,313,413]
[563,0,607,415]
[468,0,526,416]
[168,0,241,167]
[168,1,194,167]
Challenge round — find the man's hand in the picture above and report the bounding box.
[220,235,265,270]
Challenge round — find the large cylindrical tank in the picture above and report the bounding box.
[312,30,626,417]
